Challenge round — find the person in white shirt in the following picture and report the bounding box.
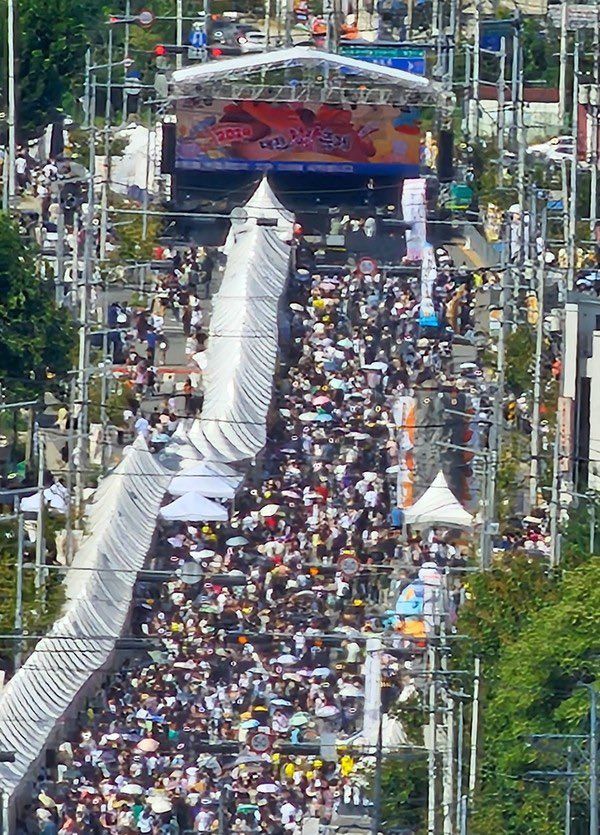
[15,153,28,191]
[134,415,150,440]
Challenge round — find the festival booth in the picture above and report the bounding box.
[0,439,170,811]
[403,470,474,528]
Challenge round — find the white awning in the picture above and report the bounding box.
[160,492,229,522]
[403,471,473,528]
[0,438,170,799]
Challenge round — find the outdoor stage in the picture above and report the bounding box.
[160,45,442,245]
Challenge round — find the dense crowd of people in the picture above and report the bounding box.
[25,235,484,834]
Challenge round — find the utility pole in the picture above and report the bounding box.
[590,687,598,835]
[510,13,520,149]
[100,279,110,472]
[34,428,45,589]
[76,63,96,510]
[432,0,439,38]
[470,0,480,140]
[5,0,16,210]
[517,42,527,284]
[66,378,76,561]
[176,0,184,69]
[467,657,481,804]
[122,0,131,123]
[590,0,600,234]
[549,412,561,568]
[371,712,383,835]
[565,744,572,835]
[440,622,454,835]
[455,696,466,834]
[529,197,547,509]
[447,0,458,91]
[497,38,506,187]
[427,642,437,835]
[558,0,568,127]
[100,25,113,261]
[14,508,24,670]
[463,45,471,143]
[567,32,580,293]
[264,0,271,49]
[55,196,65,304]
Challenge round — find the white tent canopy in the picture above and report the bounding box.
[168,472,236,499]
[403,470,473,528]
[171,46,435,93]
[188,180,292,462]
[169,461,243,499]
[0,439,170,799]
[160,492,229,522]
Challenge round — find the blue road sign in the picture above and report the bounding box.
[189,27,206,48]
[339,45,427,76]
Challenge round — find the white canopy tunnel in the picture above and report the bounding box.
[403,470,474,529]
[189,180,293,462]
[0,439,170,800]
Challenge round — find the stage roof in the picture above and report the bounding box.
[170,46,441,105]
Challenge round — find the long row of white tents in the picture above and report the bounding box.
[0,439,171,805]
[0,181,293,811]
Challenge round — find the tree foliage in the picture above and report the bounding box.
[455,518,600,835]
[0,214,75,397]
[505,326,536,397]
[0,0,109,138]
[0,516,65,668]
[470,559,600,834]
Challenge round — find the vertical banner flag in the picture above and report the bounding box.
[402,178,427,261]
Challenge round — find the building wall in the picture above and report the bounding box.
[479,101,560,142]
[586,332,600,490]
[565,295,600,490]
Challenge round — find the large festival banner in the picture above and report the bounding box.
[175,99,421,175]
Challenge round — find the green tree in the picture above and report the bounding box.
[9,0,109,138]
[505,326,535,396]
[0,214,75,397]
[470,560,600,834]
[0,515,65,666]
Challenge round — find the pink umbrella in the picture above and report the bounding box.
[312,395,331,406]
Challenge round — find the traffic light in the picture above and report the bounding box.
[525,292,539,325]
[153,43,188,68]
[504,400,517,425]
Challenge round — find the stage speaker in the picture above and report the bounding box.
[161,122,176,174]
[437,130,454,182]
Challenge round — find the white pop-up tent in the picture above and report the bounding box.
[160,492,229,522]
[403,470,473,528]
[168,472,236,499]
